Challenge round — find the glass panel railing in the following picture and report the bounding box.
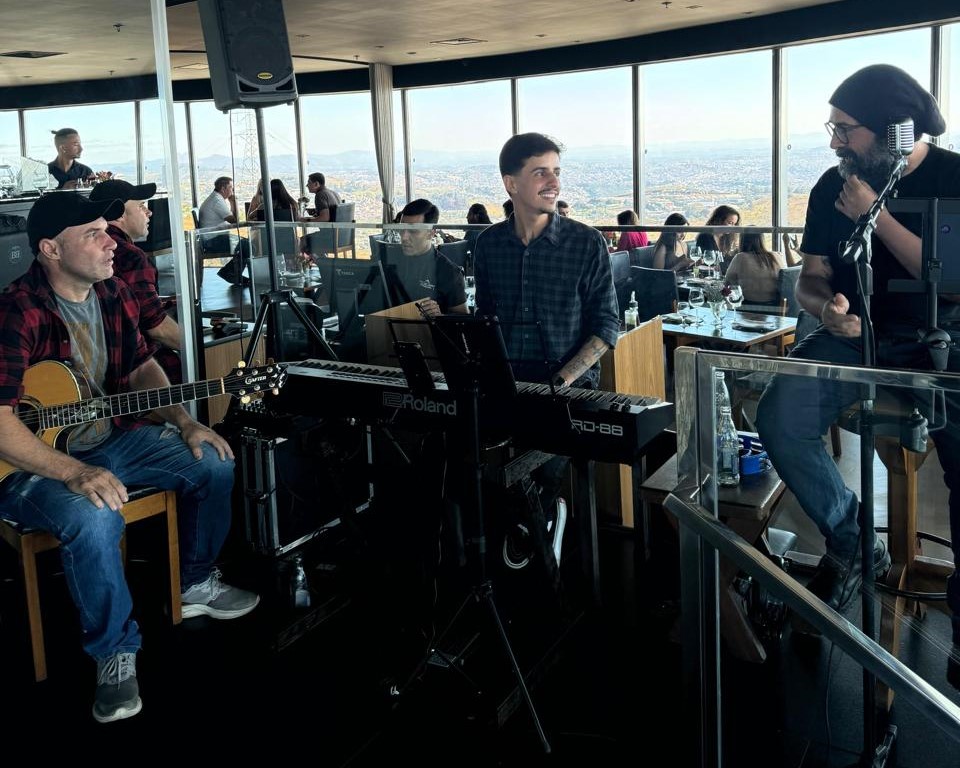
[670,346,960,766]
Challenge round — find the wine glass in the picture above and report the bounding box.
[688,288,705,325]
[688,244,701,277]
[726,284,743,313]
[677,300,693,325]
[700,249,717,277]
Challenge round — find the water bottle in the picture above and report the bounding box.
[624,291,639,330]
[291,553,311,608]
[717,405,741,487]
[714,369,731,424]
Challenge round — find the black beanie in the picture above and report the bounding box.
[829,64,946,138]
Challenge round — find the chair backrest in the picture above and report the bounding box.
[777,265,802,317]
[438,239,470,269]
[190,207,200,229]
[629,266,679,323]
[305,202,356,256]
[630,245,656,269]
[609,250,630,284]
[334,202,356,248]
[369,233,385,261]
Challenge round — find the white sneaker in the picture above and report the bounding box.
[181,568,260,620]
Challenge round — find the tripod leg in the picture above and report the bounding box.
[478,581,552,754]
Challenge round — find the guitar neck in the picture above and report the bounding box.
[45,378,226,427]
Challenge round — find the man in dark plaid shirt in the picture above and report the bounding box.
[0,193,258,724]
[474,133,619,389]
[90,179,181,382]
[473,133,620,564]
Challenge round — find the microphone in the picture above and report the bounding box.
[886,118,915,157]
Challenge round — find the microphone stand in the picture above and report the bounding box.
[839,154,908,766]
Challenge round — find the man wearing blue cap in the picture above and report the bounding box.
[757,65,960,644]
[0,192,259,723]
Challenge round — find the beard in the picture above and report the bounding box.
[836,138,898,190]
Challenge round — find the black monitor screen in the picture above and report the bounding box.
[139,197,172,252]
[0,214,33,290]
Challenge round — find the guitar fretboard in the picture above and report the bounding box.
[32,379,226,431]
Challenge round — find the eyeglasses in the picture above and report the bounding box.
[824,121,865,144]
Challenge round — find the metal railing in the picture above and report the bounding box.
[670,346,960,767]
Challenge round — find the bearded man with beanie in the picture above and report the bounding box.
[756,65,960,643]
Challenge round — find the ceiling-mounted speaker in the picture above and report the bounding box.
[197,0,298,111]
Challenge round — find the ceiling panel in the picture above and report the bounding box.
[0,0,834,88]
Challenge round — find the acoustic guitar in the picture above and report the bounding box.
[0,359,287,483]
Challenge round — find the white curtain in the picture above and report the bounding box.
[369,63,396,224]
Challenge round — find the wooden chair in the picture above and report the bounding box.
[0,487,181,682]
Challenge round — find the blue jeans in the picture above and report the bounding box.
[755,326,960,627]
[0,425,235,661]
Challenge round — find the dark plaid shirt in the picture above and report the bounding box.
[0,261,155,427]
[473,213,619,386]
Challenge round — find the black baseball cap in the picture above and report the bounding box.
[27,192,124,254]
[88,179,157,204]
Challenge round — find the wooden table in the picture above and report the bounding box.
[640,451,787,663]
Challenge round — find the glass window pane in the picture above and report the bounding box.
[0,111,19,168]
[518,68,632,227]
[184,100,233,206]
[300,91,382,225]
[24,103,136,184]
[408,81,512,226]
[642,51,772,229]
[784,29,931,226]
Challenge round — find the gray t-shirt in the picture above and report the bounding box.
[56,291,112,452]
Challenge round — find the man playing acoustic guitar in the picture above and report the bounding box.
[0,193,259,723]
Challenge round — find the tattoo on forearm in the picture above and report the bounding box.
[560,336,609,383]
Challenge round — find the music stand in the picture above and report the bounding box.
[420,313,551,753]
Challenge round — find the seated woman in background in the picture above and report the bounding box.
[248,178,299,222]
[695,204,741,258]
[651,212,691,271]
[465,203,492,252]
[616,209,648,251]
[724,232,785,305]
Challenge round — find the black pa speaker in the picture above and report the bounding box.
[197,0,298,111]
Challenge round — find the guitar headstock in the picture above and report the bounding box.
[224,361,288,403]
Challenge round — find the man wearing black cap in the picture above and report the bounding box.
[90,179,181,382]
[756,65,960,640]
[0,192,259,723]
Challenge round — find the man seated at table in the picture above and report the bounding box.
[388,198,468,317]
[198,176,251,286]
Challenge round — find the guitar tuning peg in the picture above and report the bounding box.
[272,388,279,395]
[240,395,251,404]
[237,360,246,369]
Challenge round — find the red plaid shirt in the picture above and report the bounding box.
[0,261,156,427]
[107,224,167,332]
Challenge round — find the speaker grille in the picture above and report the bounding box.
[198,0,298,110]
